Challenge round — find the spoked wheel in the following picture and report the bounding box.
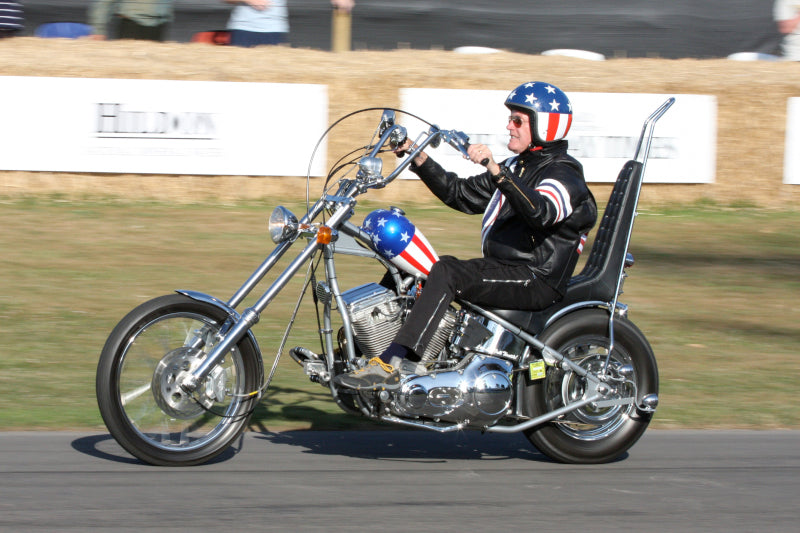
[521,309,658,464]
[96,294,263,466]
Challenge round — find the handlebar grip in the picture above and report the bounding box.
[447,130,489,166]
[464,141,490,166]
[459,136,490,166]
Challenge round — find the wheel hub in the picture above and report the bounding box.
[152,347,211,419]
[555,350,636,435]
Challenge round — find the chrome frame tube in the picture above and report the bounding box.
[486,394,604,434]
[463,301,593,380]
[320,247,337,374]
[379,392,605,435]
[322,244,356,361]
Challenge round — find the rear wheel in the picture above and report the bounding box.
[96,294,263,466]
[521,309,658,464]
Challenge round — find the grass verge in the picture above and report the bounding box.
[1,197,797,431]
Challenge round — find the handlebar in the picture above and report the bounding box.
[355,112,487,190]
[440,129,489,166]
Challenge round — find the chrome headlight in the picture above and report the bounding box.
[268,206,299,243]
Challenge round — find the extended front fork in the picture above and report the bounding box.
[177,194,358,395]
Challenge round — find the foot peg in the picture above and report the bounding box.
[290,347,330,384]
[289,346,321,366]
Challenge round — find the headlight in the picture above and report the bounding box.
[268,206,299,243]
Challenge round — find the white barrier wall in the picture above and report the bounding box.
[4,77,799,188]
[784,98,800,185]
[0,77,328,177]
[398,89,717,183]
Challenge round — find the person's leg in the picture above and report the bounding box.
[334,257,460,390]
[229,30,287,47]
[336,256,559,390]
[448,257,561,311]
[395,256,559,355]
[117,18,168,41]
[393,256,461,358]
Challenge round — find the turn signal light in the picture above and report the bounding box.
[317,226,333,244]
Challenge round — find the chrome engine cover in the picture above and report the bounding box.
[391,355,514,427]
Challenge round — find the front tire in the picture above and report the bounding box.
[96,294,263,466]
[521,309,658,464]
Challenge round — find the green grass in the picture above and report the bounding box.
[0,196,798,431]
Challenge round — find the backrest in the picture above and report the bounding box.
[563,159,644,303]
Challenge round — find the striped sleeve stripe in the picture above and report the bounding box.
[536,179,573,223]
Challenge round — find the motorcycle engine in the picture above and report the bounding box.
[340,282,517,428]
[340,283,456,360]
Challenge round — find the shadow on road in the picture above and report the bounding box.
[71,429,631,465]
[252,429,555,463]
[70,433,241,465]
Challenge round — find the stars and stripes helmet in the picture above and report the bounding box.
[361,207,439,278]
[504,81,573,146]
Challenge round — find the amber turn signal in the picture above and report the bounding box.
[316,226,333,244]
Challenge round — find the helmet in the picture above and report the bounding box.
[504,81,573,146]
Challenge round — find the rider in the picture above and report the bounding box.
[335,81,598,390]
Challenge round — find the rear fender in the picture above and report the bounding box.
[542,300,612,330]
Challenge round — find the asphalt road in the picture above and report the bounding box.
[0,430,798,532]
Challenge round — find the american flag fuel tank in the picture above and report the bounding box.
[361,207,439,278]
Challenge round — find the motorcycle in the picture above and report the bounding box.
[96,98,674,466]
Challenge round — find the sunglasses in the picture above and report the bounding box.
[508,115,527,127]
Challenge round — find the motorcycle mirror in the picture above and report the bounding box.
[428,125,442,149]
[268,206,299,243]
[389,125,407,149]
[378,110,396,137]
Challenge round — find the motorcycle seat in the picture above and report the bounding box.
[480,159,644,335]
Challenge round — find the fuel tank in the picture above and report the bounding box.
[361,207,438,278]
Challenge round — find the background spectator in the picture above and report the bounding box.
[225,0,354,48]
[0,0,23,37]
[88,0,176,41]
[774,0,800,60]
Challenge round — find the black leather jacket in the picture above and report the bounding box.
[411,141,597,295]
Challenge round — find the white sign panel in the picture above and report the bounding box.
[0,76,327,176]
[784,98,800,185]
[398,89,717,183]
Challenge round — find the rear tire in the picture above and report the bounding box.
[96,294,263,466]
[521,309,658,464]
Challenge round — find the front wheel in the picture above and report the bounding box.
[96,294,263,466]
[521,309,659,464]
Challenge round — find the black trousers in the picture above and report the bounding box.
[394,255,560,358]
[117,17,168,42]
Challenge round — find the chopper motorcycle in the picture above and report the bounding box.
[96,98,674,466]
